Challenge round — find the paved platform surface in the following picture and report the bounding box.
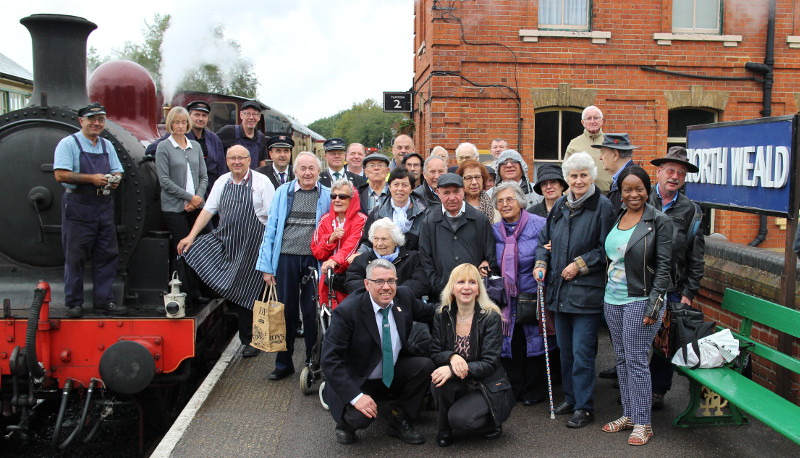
[158,327,797,457]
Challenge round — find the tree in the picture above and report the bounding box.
[89,14,257,98]
[309,99,406,150]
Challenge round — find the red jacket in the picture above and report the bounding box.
[311,186,367,274]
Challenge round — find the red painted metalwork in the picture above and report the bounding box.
[88,60,161,142]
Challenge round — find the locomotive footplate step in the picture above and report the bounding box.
[157,328,797,457]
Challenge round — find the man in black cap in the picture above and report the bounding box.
[593,133,640,212]
[319,138,366,188]
[216,100,268,170]
[256,135,295,189]
[357,153,390,213]
[53,102,127,317]
[418,173,499,294]
[185,101,226,190]
[648,146,705,410]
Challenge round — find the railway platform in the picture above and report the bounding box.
[153,327,797,457]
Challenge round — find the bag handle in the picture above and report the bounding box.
[267,285,279,304]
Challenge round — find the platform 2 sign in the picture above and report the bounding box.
[383,92,412,112]
[685,115,798,217]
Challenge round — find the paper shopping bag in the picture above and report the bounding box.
[251,286,286,352]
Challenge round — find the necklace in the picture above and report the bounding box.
[457,313,474,323]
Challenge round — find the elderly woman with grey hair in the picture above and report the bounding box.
[344,217,429,298]
[532,151,615,429]
[490,182,552,405]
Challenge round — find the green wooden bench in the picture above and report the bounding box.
[672,288,800,446]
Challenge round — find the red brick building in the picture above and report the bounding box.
[412,0,800,249]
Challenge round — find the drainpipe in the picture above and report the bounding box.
[744,0,775,247]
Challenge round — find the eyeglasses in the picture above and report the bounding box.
[583,116,602,121]
[86,117,106,124]
[496,197,518,205]
[331,193,351,200]
[241,112,261,118]
[367,278,397,286]
[371,236,392,243]
[499,159,518,167]
[661,166,688,177]
[366,163,387,169]
[227,156,249,162]
[462,175,482,182]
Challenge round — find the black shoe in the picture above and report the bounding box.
[652,392,665,410]
[599,366,617,379]
[335,423,356,444]
[565,409,594,428]
[522,398,545,406]
[269,367,295,380]
[93,302,129,316]
[387,407,424,444]
[484,424,502,440]
[436,431,453,447]
[553,401,575,415]
[66,306,83,318]
[189,296,211,306]
[242,345,260,358]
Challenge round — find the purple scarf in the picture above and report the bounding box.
[500,210,529,336]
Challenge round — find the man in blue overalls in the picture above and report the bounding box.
[53,102,128,318]
[216,100,267,171]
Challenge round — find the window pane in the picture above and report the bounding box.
[672,0,694,29]
[0,91,7,115]
[535,111,559,160]
[695,0,720,30]
[668,108,716,138]
[564,0,588,26]
[560,111,584,157]
[540,0,588,27]
[539,0,562,25]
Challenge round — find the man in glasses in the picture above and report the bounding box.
[216,99,268,170]
[565,105,611,193]
[177,145,276,358]
[257,152,331,379]
[648,146,705,410]
[494,149,543,208]
[321,259,435,445]
[357,152,391,213]
[54,102,126,318]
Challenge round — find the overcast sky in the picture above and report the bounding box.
[1,0,414,125]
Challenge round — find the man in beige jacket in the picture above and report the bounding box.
[564,106,611,193]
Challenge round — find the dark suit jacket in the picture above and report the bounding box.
[255,163,294,190]
[321,286,434,422]
[319,169,366,189]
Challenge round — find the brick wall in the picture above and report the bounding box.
[414,0,800,249]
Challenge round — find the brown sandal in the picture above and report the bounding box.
[628,424,653,445]
[602,416,633,433]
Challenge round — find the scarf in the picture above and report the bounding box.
[566,183,596,210]
[391,199,412,232]
[500,210,529,336]
[375,247,400,263]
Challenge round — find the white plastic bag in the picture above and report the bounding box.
[671,328,740,369]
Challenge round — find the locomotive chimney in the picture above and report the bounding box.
[20,14,97,109]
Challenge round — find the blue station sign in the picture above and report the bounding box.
[685,115,797,217]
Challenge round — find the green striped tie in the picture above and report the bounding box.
[379,307,394,387]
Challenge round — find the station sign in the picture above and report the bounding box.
[685,115,797,217]
[383,92,413,112]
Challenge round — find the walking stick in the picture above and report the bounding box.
[537,272,556,420]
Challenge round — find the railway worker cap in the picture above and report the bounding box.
[363,152,390,166]
[323,137,346,152]
[651,145,699,173]
[186,100,211,113]
[437,173,464,188]
[241,99,264,111]
[78,102,106,118]
[591,133,640,150]
[267,135,295,150]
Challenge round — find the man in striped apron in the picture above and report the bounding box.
[178,145,275,358]
[257,152,332,380]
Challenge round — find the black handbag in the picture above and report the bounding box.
[515,292,538,325]
[669,302,715,364]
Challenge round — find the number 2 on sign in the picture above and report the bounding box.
[394,99,402,109]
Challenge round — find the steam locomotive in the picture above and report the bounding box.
[0,13,284,448]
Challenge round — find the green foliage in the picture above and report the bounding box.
[309,99,407,150]
[89,14,257,98]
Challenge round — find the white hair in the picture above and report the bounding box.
[293,151,322,171]
[423,154,446,173]
[369,217,406,246]
[455,142,479,158]
[562,151,598,180]
[582,105,603,120]
[330,177,352,193]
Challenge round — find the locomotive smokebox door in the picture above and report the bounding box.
[98,340,155,395]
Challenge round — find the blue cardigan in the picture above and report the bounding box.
[256,180,331,274]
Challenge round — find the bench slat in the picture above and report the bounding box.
[721,289,800,339]
[675,365,800,445]
[732,334,800,376]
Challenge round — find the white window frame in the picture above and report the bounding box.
[672,0,721,34]
[539,0,590,31]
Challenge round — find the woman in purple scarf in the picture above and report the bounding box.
[491,182,554,405]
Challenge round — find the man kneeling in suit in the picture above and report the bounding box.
[321,259,435,445]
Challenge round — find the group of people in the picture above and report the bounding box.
[54,101,705,448]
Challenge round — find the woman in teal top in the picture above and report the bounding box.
[600,166,673,446]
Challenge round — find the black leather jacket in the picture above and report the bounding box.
[615,204,674,320]
[648,189,705,300]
